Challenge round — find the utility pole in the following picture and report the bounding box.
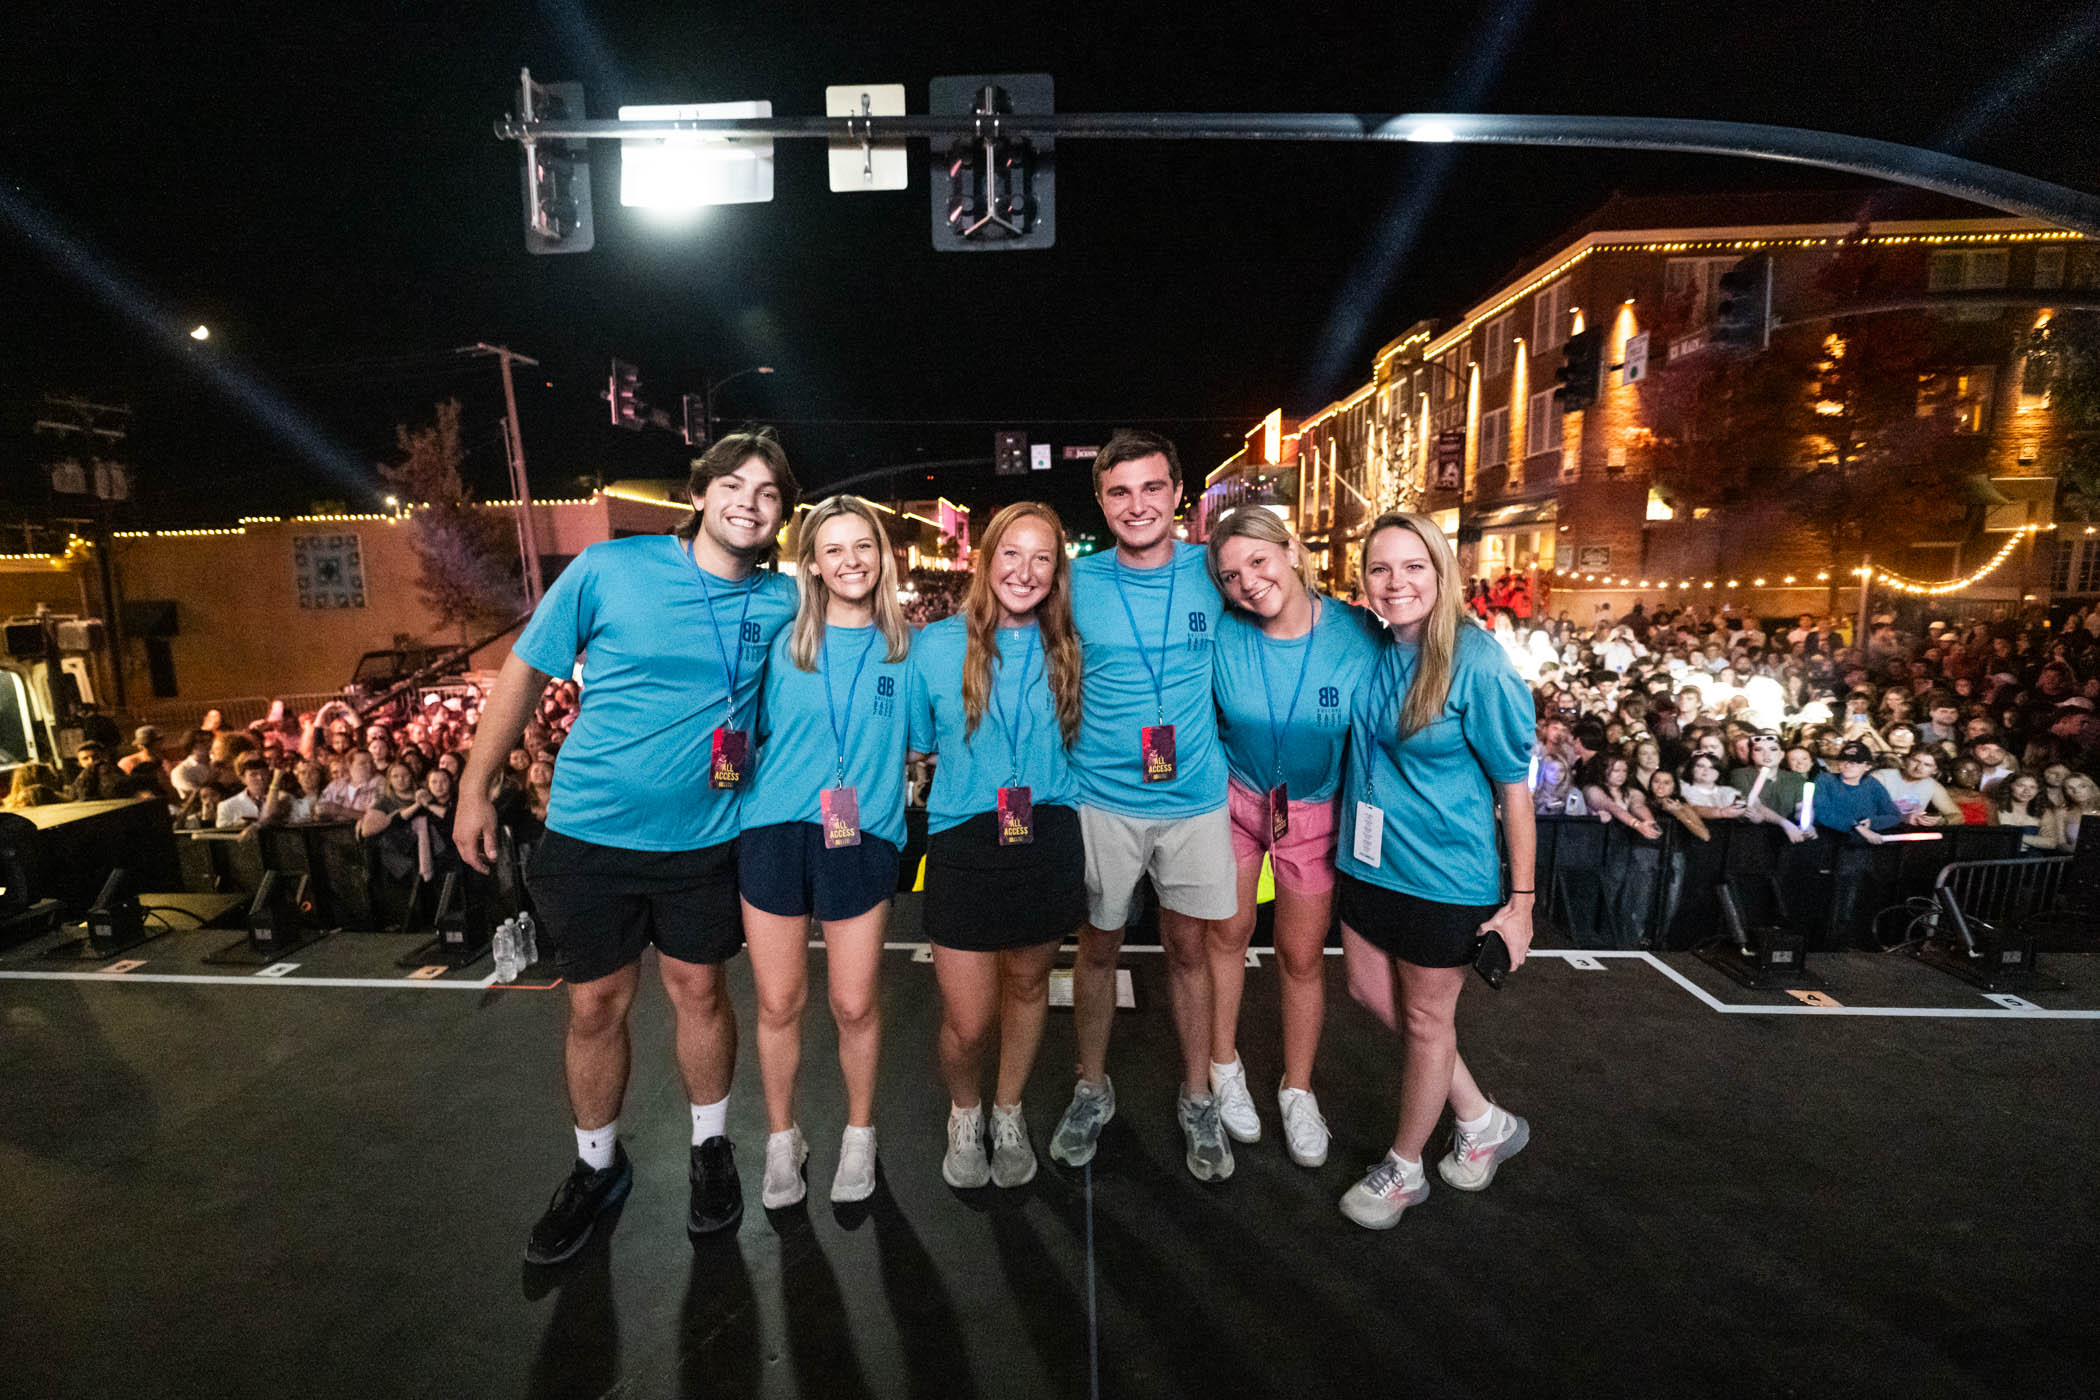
[33,395,133,708]
[457,344,545,606]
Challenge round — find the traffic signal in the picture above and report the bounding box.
[518,70,593,255]
[682,393,709,448]
[931,75,1056,252]
[1554,331,1602,412]
[608,359,640,430]
[1713,252,1772,351]
[995,431,1029,476]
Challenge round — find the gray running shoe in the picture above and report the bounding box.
[1340,1153,1430,1229]
[1176,1091,1236,1182]
[942,1104,991,1189]
[1048,1077,1115,1168]
[989,1103,1038,1187]
[1437,1106,1530,1192]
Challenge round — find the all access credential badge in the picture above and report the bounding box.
[997,786,1034,846]
[709,728,749,790]
[1141,724,1177,783]
[820,787,861,849]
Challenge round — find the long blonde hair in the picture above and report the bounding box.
[962,502,1083,746]
[1204,504,1314,602]
[1361,511,1466,739]
[788,495,911,671]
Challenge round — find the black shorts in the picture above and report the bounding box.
[923,804,1086,952]
[526,830,743,984]
[738,822,899,923]
[1337,873,1501,969]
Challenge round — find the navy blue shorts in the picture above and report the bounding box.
[738,822,900,922]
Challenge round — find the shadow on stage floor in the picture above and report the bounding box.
[3,903,2097,1399]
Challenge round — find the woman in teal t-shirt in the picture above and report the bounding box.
[1203,505,1380,1171]
[906,502,1088,1192]
[739,495,914,1211]
[1332,512,1539,1232]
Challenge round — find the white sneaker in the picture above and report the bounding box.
[832,1124,877,1202]
[761,1125,808,1209]
[1210,1057,1261,1144]
[1340,1152,1430,1230]
[989,1103,1037,1187]
[1277,1084,1329,1168]
[942,1104,991,1189]
[1438,1105,1530,1192]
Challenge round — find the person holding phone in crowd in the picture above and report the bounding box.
[1332,513,1536,1230]
[1203,505,1380,1168]
[1050,431,1239,1182]
[739,495,914,1207]
[456,432,800,1264]
[906,502,1086,1189]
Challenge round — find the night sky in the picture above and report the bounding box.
[7,1,2098,535]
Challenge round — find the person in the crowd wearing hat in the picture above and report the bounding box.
[118,726,162,776]
[1809,739,1905,845]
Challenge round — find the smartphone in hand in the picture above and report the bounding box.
[1473,931,1513,989]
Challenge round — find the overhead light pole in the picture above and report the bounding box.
[686,365,773,448]
[456,343,545,606]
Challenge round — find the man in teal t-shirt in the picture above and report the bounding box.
[455,432,798,1265]
[1048,430,1239,1183]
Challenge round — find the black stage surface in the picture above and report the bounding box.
[2,897,2096,1400]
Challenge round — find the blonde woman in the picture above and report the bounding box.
[739,494,914,1207]
[905,502,1086,1189]
[1203,505,1381,1168]
[1333,513,1537,1230]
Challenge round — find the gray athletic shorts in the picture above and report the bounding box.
[1078,803,1238,929]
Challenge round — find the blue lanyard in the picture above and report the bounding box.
[1111,552,1177,725]
[821,627,878,789]
[1360,645,1408,802]
[1255,599,1318,783]
[987,628,1040,787]
[689,539,754,726]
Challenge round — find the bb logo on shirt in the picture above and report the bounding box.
[1185,611,1211,653]
[741,620,766,663]
[872,674,895,717]
[1317,684,1344,727]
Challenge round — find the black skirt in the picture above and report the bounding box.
[922,803,1086,951]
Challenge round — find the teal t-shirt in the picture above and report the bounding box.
[512,536,796,852]
[1335,623,1535,905]
[1212,595,1383,804]
[907,615,1079,834]
[740,622,913,850]
[1069,542,1225,818]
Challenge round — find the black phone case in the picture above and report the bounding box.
[1473,931,1512,989]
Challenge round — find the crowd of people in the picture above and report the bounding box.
[1498,595,2100,945]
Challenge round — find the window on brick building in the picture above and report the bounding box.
[2054,539,2100,594]
[1916,367,1997,434]
[1525,388,1561,458]
[2034,247,2066,290]
[1929,248,2010,291]
[1532,280,1573,351]
[1664,256,1739,322]
[1479,407,1509,468]
[1482,312,1515,378]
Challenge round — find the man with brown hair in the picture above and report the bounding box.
[457,431,800,1264]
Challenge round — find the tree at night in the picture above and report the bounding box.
[2027,310,2100,520]
[378,399,522,643]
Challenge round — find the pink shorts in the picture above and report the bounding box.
[1225,777,1339,895]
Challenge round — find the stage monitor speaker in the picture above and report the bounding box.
[87,867,145,955]
[246,871,310,953]
[434,872,467,950]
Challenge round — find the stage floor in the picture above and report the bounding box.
[3,897,2096,1399]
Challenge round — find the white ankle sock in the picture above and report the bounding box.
[691,1097,729,1145]
[1390,1151,1423,1176]
[1210,1058,1242,1080]
[576,1120,618,1170]
[1457,1105,1497,1136]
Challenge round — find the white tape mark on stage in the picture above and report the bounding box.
[0,969,503,990]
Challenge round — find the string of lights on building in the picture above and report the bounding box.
[1542,525,2056,599]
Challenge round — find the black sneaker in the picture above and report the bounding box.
[524,1145,632,1265]
[689,1136,744,1237]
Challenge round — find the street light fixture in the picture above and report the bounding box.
[188,325,210,341]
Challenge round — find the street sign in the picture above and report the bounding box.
[1575,545,1612,570]
[1030,442,1052,472]
[1062,444,1099,460]
[825,84,909,191]
[1622,331,1650,384]
[1434,430,1465,490]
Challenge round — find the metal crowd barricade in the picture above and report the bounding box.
[1932,856,2072,941]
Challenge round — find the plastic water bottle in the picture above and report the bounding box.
[491,920,520,983]
[516,911,539,968]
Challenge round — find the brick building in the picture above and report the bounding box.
[1207,190,2094,615]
